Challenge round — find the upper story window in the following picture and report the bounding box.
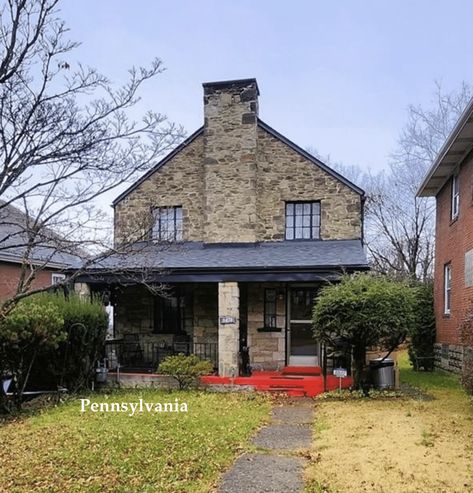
[451,174,460,220]
[285,202,320,240]
[444,263,452,315]
[152,206,183,242]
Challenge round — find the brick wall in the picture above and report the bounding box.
[434,154,473,371]
[434,155,473,345]
[0,261,58,300]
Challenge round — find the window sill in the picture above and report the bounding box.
[449,216,459,226]
[442,313,451,319]
[257,327,283,333]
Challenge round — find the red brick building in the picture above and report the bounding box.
[418,101,473,372]
[0,202,79,300]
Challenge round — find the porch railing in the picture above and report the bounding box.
[104,339,218,372]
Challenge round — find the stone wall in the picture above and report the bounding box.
[193,283,218,345]
[256,127,361,240]
[218,282,240,376]
[114,135,205,245]
[247,283,286,370]
[434,342,464,373]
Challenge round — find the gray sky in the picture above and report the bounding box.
[61,0,473,196]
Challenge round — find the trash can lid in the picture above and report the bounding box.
[369,357,394,367]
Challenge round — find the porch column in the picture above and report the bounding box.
[218,281,240,377]
[74,282,91,299]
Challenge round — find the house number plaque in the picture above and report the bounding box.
[219,316,237,325]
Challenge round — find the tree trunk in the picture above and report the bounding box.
[352,344,367,390]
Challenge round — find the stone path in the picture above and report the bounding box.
[217,398,314,493]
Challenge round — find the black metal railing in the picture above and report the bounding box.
[104,339,218,372]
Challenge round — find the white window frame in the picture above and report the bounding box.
[451,174,460,220]
[51,273,66,286]
[444,263,452,315]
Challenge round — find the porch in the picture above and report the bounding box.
[97,281,351,377]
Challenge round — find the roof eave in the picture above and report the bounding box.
[417,97,473,197]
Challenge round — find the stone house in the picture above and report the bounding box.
[418,99,473,373]
[80,78,368,377]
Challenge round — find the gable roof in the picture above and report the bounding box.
[417,97,473,197]
[0,201,83,268]
[112,118,364,207]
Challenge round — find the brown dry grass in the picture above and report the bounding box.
[305,357,473,493]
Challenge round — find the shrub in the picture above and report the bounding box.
[408,283,436,371]
[158,354,214,389]
[32,293,108,392]
[313,273,415,389]
[0,298,65,409]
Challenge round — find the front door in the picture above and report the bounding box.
[288,287,319,366]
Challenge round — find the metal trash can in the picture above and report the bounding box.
[369,358,394,389]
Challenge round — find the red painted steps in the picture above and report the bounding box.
[281,366,322,376]
[200,368,353,397]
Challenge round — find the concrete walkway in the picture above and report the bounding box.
[217,398,314,493]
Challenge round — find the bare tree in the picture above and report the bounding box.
[0,0,185,317]
[366,82,472,281]
[308,82,472,281]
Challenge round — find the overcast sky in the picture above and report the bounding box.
[61,0,473,204]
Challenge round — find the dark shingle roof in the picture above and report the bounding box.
[91,239,368,271]
[0,201,83,268]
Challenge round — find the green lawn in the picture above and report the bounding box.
[0,390,270,493]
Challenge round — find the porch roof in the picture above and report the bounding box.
[79,239,368,283]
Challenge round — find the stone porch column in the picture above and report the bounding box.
[218,282,240,377]
[74,282,91,299]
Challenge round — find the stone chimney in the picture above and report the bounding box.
[202,78,259,243]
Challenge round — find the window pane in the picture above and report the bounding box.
[295,226,303,238]
[286,228,294,240]
[295,203,303,215]
[312,226,320,239]
[313,213,320,227]
[303,215,311,227]
[286,215,294,227]
[302,228,311,239]
[303,203,311,214]
[286,203,294,215]
[295,214,302,227]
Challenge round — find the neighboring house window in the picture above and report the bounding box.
[152,206,183,241]
[444,263,452,315]
[51,273,66,285]
[264,289,277,328]
[451,174,460,220]
[285,202,321,240]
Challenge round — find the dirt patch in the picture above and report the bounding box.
[305,397,473,493]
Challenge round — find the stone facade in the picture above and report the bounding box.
[114,79,362,245]
[114,135,205,245]
[111,78,365,374]
[433,343,464,374]
[247,283,286,370]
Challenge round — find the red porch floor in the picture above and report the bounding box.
[201,367,352,397]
